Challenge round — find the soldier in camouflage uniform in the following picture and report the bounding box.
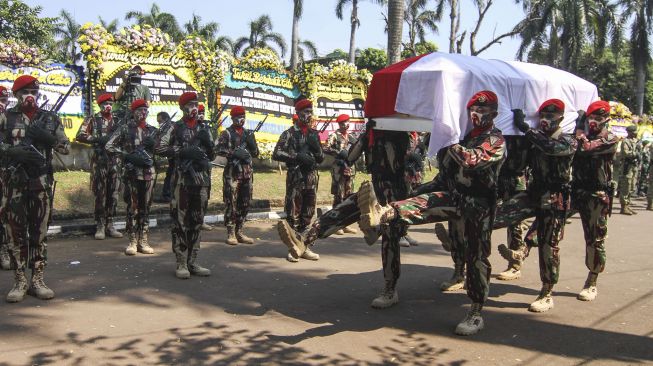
[636,140,650,196]
[573,100,619,301]
[216,106,259,245]
[156,92,214,279]
[618,125,639,215]
[158,112,175,203]
[324,114,357,235]
[357,91,505,335]
[197,103,213,231]
[0,75,70,302]
[76,93,123,240]
[0,85,10,270]
[273,99,324,262]
[106,99,157,256]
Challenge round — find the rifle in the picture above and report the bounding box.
[231,115,267,170]
[210,100,230,128]
[318,113,338,134]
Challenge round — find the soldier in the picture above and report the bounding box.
[273,99,324,262]
[75,93,123,240]
[358,90,505,335]
[400,131,427,247]
[573,100,619,301]
[0,75,70,302]
[0,85,9,270]
[216,106,259,245]
[105,99,157,256]
[636,140,650,196]
[113,65,151,117]
[618,125,639,215]
[197,103,213,231]
[324,114,357,235]
[155,92,213,279]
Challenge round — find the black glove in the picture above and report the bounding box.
[124,152,150,167]
[512,109,529,133]
[26,125,57,148]
[337,149,349,161]
[142,136,155,151]
[296,152,316,167]
[575,110,586,130]
[6,146,44,165]
[197,128,213,149]
[96,135,111,146]
[232,147,251,161]
[179,146,206,161]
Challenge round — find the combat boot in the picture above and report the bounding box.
[371,281,399,309]
[620,205,636,215]
[137,229,154,254]
[398,236,411,247]
[343,226,358,234]
[358,181,394,233]
[236,226,254,244]
[455,303,484,336]
[578,272,598,301]
[434,223,451,252]
[440,265,465,292]
[94,219,106,240]
[105,219,123,238]
[225,226,238,246]
[497,244,524,281]
[201,222,213,231]
[286,252,300,262]
[29,265,55,300]
[175,254,190,279]
[0,245,11,270]
[301,247,320,260]
[647,200,653,211]
[335,229,345,235]
[125,232,137,256]
[404,234,418,246]
[6,268,28,303]
[529,284,554,312]
[188,249,211,276]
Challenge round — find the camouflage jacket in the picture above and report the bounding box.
[498,135,531,197]
[76,113,122,168]
[573,130,618,192]
[216,125,259,180]
[325,129,356,176]
[525,128,578,196]
[272,125,324,173]
[620,137,639,174]
[106,121,158,181]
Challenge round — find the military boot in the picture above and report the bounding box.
[94,219,106,240]
[29,265,55,300]
[277,220,306,258]
[137,228,154,254]
[125,232,137,256]
[175,253,190,279]
[201,222,213,231]
[620,205,635,215]
[343,226,358,234]
[578,272,599,301]
[497,244,525,281]
[0,244,11,270]
[236,226,254,244]
[6,268,28,303]
[440,265,465,292]
[188,249,211,276]
[335,229,345,235]
[371,281,399,309]
[647,200,653,211]
[105,219,123,238]
[455,303,484,336]
[301,247,320,260]
[529,283,554,312]
[225,226,238,246]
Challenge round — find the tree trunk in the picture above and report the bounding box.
[449,0,458,53]
[634,60,646,115]
[349,0,358,64]
[387,0,405,65]
[291,12,300,70]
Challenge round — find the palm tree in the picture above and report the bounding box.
[297,39,319,63]
[54,9,81,64]
[336,0,386,64]
[387,0,405,64]
[125,3,182,41]
[404,0,442,57]
[620,0,653,114]
[98,16,119,34]
[290,0,303,70]
[184,13,219,40]
[214,36,235,55]
[234,15,287,57]
[434,0,460,53]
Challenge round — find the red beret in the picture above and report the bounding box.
[230,106,246,116]
[295,99,312,111]
[198,104,205,112]
[96,93,114,105]
[130,98,148,111]
[12,75,39,93]
[0,86,8,98]
[336,114,350,123]
[292,114,299,122]
[466,90,498,109]
[538,99,565,113]
[586,100,611,117]
[178,91,198,107]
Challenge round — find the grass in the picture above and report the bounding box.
[53,166,437,218]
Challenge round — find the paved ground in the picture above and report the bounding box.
[0,199,652,366]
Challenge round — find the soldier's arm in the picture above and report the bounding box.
[577,133,618,155]
[52,115,70,155]
[447,134,505,169]
[154,122,177,157]
[215,129,232,158]
[324,133,339,156]
[272,130,295,163]
[248,131,259,159]
[347,132,366,164]
[0,114,10,153]
[105,126,126,155]
[621,139,638,159]
[75,116,95,144]
[525,130,578,156]
[312,133,325,164]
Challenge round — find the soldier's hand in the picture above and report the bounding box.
[232,147,251,162]
[575,110,586,130]
[142,136,155,151]
[512,109,529,133]
[124,152,149,167]
[27,125,57,148]
[337,149,349,161]
[6,146,43,165]
[179,146,205,161]
[296,152,316,167]
[197,128,213,149]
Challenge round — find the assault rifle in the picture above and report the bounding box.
[210,100,230,130]
[318,113,338,134]
[231,115,267,170]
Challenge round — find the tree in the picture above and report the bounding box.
[184,13,219,41]
[468,0,538,56]
[336,0,386,64]
[325,48,349,61]
[0,0,58,48]
[54,9,81,64]
[290,0,303,70]
[125,3,182,41]
[296,39,318,63]
[434,0,462,53]
[214,36,235,55]
[403,0,442,57]
[356,47,387,72]
[98,16,119,34]
[620,0,653,115]
[387,0,405,64]
[234,15,287,57]
[401,41,437,59]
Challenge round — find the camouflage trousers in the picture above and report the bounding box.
[574,189,609,274]
[330,169,354,207]
[223,174,253,229]
[91,164,121,226]
[529,192,569,285]
[171,183,209,264]
[619,169,636,206]
[284,170,318,232]
[123,178,154,238]
[647,168,653,202]
[2,182,50,270]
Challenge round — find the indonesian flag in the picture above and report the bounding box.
[364,52,599,154]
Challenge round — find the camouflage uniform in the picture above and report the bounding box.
[216,125,259,232]
[636,141,650,196]
[405,132,426,189]
[76,112,122,235]
[325,129,356,206]
[647,143,653,209]
[618,134,639,212]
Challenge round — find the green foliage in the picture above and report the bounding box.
[355,47,387,73]
[0,0,58,48]
[401,41,438,59]
[574,46,635,109]
[325,49,348,60]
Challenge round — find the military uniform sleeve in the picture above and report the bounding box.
[248,130,259,159]
[525,130,578,156]
[324,132,339,156]
[577,133,618,155]
[105,125,125,155]
[347,132,366,164]
[215,129,232,158]
[52,115,70,155]
[272,129,295,163]
[155,122,177,157]
[448,134,505,169]
[75,116,95,144]
[312,132,325,164]
[621,139,638,159]
[0,113,10,153]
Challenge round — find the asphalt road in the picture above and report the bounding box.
[0,198,652,365]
